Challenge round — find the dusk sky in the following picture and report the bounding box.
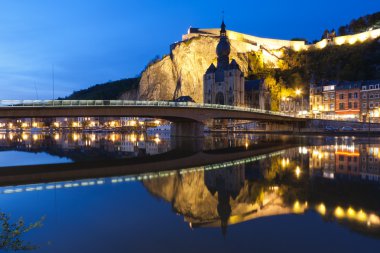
[0,0,379,99]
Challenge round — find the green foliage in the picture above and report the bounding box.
[338,12,380,36]
[246,51,275,79]
[282,39,380,82]
[0,211,44,251]
[64,77,140,100]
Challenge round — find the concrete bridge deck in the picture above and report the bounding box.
[0,100,303,122]
[0,100,307,136]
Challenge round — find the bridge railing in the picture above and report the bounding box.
[0,100,297,118]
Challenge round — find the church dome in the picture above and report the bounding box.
[216,36,230,58]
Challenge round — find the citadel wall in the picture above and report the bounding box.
[183,28,380,51]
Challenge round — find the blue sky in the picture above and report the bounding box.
[0,0,379,99]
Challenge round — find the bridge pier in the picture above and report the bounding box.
[171,121,204,137]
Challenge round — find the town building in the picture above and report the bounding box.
[335,82,361,120]
[321,83,336,119]
[244,80,271,110]
[360,80,380,123]
[309,83,323,118]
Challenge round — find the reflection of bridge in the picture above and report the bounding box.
[0,100,306,136]
[0,143,293,188]
[0,149,286,195]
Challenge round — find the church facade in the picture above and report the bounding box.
[203,21,245,107]
[203,21,270,110]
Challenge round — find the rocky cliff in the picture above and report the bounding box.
[138,35,281,103]
[142,170,294,227]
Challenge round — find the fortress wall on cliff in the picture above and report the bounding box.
[311,28,380,50]
[183,28,306,51]
[183,28,380,51]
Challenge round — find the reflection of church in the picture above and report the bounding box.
[204,165,245,236]
[203,20,271,110]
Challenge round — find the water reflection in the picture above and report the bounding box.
[141,142,380,237]
[0,132,296,164]
[1,134,380,251]
[0,132,172,162]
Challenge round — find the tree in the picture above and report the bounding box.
[0,211,44,251]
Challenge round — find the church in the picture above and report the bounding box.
[203,21,271,110]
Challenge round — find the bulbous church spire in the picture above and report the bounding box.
[216,20,231,69]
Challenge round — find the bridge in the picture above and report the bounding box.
[0,100,306,136]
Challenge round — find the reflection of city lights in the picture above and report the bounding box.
[293,200,306,214]
[245,142,249,149]
[54,133,60,141]
[295,166,301,179]
[110,134,116,143]
[347,207,356,219]
[73,133,79,141]
[22,133,29,141]
[316,203,326,215]
[299,147,307,155]
[357,210,367,222]
[281,158,286,167]
[130,134,137,143]
[32,134,38,141]
[334,207,345,218]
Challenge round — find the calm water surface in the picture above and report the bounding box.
[0,131,380,252]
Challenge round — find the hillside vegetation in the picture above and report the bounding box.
[338,12,380,36]
[64,78,139,100]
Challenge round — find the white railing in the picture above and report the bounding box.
[0,100,298,118]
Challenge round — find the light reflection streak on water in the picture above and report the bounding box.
[0,150,285,195]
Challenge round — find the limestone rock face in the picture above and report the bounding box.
[139,36,280,103]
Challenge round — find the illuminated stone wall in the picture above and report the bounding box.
[183,28,380,51]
